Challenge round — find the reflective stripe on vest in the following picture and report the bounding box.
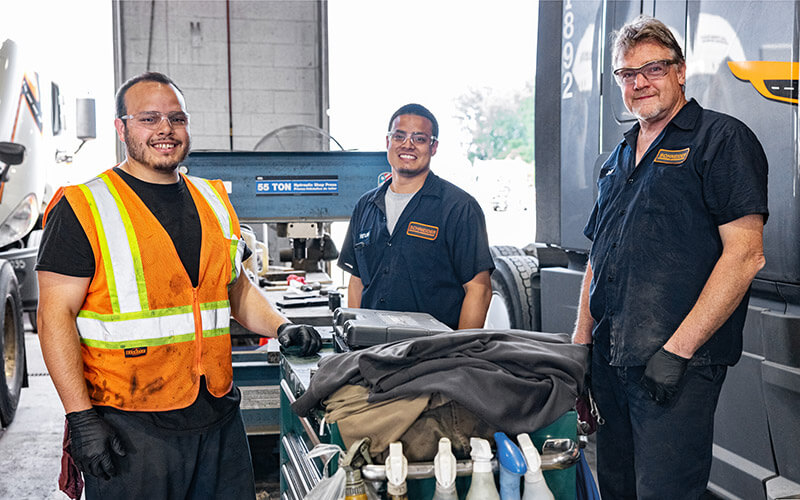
[79,175,147,314]
[77,302,231,349]
[187,175,245,282]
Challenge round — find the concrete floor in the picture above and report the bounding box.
[0,328,281,500]
[0,329,67,499]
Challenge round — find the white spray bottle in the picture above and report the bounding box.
[516,434,555,500]
[385,442,409,500]
[432,437,458,500]
[465,437,500,500]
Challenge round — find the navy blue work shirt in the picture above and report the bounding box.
[584,99,768,367]
[338,172,494,329]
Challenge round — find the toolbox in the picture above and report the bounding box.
[332,307,452,350]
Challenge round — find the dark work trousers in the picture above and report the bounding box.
[592,351,727,500]
[83,407,256,500]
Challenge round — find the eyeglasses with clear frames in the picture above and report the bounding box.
[120,111,190,129]
[387,131,437,146]
[613,59,677,86]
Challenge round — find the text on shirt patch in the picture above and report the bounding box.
[124,347,147,358]
[407,221,439,241]
[654,148,690,165]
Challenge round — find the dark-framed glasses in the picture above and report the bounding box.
[387,131,437,146]
[120,111,190,129]
[613,59,677,86]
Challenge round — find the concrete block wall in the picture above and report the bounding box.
[117,0,325,151]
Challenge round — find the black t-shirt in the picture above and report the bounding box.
[36,167,241,431]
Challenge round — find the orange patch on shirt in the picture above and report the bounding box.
[654,148,690,165]
[407,221,439,241]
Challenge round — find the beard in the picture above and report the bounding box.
[124,127,190,173]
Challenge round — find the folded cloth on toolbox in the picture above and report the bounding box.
[294,330,587,435]
[324,386,495,461]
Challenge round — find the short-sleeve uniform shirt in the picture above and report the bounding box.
[338,172,495,329]
[584,99,769,367]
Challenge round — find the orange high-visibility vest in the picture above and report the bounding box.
[44,168,244,411]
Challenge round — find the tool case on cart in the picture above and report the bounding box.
[332,307,452,351]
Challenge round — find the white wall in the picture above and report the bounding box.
[119,0,325,151]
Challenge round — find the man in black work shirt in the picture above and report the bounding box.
[338,103,494,330]
[572,16,768,499]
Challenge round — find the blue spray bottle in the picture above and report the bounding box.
[494,432,527,500]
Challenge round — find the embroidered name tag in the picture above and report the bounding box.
[124,347,147,358]
[407,221,439,241]
[654,148,690,165]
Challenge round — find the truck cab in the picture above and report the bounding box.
[528,2,800,498]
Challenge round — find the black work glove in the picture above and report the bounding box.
[66,408,126,480]
[575,344,598,434]
[277,322,322,356]
[580,343,593,395]
[641,347,690,405]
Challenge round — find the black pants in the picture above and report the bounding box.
[83,407,256,500]
[592,352,727,499]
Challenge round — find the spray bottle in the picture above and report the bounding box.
[385,442,409,500]
[465,437,500,500]
[494,432,527,500]
[342,437,372,500]
[516,434,555,500]
[432,437,459,500]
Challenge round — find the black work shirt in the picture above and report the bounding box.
[36,167,243,432]
[338,172,494,329]
[584,99,768,367]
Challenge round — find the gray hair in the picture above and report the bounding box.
[611,15,684,68]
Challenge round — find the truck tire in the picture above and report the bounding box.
[28,311,37,333]
[0,261,25,427]
[489,255,541,331]
[490,245,525,259]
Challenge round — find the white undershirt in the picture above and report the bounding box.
[384,188,415,234]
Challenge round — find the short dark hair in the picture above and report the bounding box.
[115,72,184,118]
[387,103,439,139]
[611,15,685,68]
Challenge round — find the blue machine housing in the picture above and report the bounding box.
[180,150,391,223]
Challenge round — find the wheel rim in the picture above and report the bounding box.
[485,292,512,329]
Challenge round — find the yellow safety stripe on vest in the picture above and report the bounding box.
[98,174,149,309]
[77,303,231,348]
[79,178,148,314]
[186,175,242,284]
[187,176,234,238]
[231,238,244,283]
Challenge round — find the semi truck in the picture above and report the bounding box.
[484,2,799,499]
[0,38,95,427]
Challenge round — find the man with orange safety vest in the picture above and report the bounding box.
[35,72,321,499]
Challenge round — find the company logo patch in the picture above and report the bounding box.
[654,148,690,165]
[407,221,439,241]
[124,347,147,358]
[378,172,392,185]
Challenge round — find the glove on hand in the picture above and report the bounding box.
[277,322,322,356]
[575,343,598,434]
[641,347,689,405]
[66,408,126,480]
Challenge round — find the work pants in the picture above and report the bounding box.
[83,407,256,500]
[591,351,727,500]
